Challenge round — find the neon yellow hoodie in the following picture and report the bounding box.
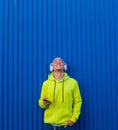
[38,73,82,125]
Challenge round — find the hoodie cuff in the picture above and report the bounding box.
[70,117,77,123]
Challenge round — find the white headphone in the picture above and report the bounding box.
[49,58,67,72]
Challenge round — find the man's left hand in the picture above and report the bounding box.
[64,120,74,128]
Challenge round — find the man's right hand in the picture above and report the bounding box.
[42,98,52,106]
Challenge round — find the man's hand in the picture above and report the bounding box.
[42,98,52,106]
[64,120,74,128]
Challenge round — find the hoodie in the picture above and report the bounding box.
[38,72,82,125]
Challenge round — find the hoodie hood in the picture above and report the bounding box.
[48,72,70,102]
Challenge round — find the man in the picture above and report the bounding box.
[38,57,82,130]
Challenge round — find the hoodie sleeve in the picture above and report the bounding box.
[38,82,48,109]
[70,81,82,123]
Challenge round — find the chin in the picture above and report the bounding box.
[55,69,64,71]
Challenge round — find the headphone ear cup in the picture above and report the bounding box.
[50,65,53,71]
[64,64,67,71]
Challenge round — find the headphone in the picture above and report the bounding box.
[49,58,67,72]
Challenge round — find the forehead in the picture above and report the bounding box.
[52,58,64,63]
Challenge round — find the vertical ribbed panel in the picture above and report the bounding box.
[0,0,118,130]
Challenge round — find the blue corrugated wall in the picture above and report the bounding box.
[0,0,118,130]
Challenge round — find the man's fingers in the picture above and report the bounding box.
[64,122,69,128]
[64,121,74,128]
[44,102,50,106]
[64,124,68,128]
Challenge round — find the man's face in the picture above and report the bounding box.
[52,58,64,71]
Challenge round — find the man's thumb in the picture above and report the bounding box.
[64,123,68,128]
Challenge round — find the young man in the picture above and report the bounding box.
[38,57,82,130]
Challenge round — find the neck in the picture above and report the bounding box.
[53,71,64,80]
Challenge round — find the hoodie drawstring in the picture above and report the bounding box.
[53,80,56,102]
[62,81,64,102]
[53,80,64,103]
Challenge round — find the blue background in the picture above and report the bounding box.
[0,0,118,130]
